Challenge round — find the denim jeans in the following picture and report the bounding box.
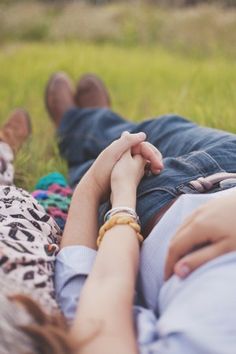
[58,108,236,231]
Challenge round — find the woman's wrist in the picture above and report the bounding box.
[111,184,137,209]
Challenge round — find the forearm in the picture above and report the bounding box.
[72,227,139,353]
[85,224,139,296]
[80,185,138,287]
[60,176,100,249]
[91,184,138,283]
[72,187,140,353]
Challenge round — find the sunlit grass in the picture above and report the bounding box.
[0,41,235,190]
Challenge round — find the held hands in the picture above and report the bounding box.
[111,148,146,191]
[110,146,147,209]
[165,191,236,280]
[85,131,163,201]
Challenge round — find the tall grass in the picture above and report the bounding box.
[0,2,235,190]
[0,42,235,189]
[0,2,235,57]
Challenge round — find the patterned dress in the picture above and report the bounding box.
[0,142,61,313]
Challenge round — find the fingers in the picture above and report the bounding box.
[133,153,147,170]
[107,131,163,175]
[108,131,146,161]
[139,142,163,173]
[119,147,146,171]
[121,131,146,144]
[164,193,236,281]
[164,218,213,280]
[121,131,130,137]
[173,239,232,278]
[132,141,163,174]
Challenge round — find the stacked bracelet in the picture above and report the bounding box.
[104,207,140,224]
[97,214,143,248]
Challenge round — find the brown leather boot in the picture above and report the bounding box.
[75,74,111,108]
[0,109,31,155]
[45,72,75,127]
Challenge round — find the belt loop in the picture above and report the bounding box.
[189,172,236,192]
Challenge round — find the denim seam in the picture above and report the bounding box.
[176,151,224,177]
[137,187,177,198]
[201,150,225,173]
[72,132,105,147]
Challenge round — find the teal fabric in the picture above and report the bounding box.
[35,172,67,190]
[32,172,72,230]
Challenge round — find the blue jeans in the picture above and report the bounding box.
[58,108,236,231]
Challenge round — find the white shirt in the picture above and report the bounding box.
[55,186,236,353]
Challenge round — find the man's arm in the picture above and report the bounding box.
[60,178,99,250]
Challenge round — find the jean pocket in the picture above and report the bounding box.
[138,150,225,198]
[176,150,226,194]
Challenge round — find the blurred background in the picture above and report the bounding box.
[0,0,235,188]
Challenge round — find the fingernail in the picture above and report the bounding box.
[175,263,190,278]
[153,169,161,174]
[154,166,163,173]
[138,132,146,139]
[121,131,129,137]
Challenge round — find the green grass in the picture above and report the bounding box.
[0,41,235,190]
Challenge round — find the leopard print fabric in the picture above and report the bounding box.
[0,185,62,313]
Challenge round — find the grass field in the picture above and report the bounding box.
[0,39,235,189]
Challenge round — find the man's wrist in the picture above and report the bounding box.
[79,172,103,201]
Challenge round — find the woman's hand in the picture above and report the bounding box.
[110,146,147,208]
[165,191,236,280]
[83,131,163,202]
[71,137,147,354]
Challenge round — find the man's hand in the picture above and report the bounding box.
[131,139,163,175]
[165,191,236,280]
[84,131,163,201]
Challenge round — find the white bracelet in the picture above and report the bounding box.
[104,207,140,224]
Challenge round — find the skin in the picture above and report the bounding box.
[61,132,163,354]
[165,191,236,280]
[60,131,163,250]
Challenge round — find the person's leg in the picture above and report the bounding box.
[59,107,236,188]
[136,129,236,234]
[46,73,136,186]
[0,110,61,314]
[48,74,236,186]
[0,141,14,185]
[132,114,236,159]
[59,108,236,164]
[59,107,138,187]
[46,72,236,232]
[0,109,31,185]
[59,107,236,235]
[58,107,134,170]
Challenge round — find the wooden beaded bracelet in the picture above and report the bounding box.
[97,214,144,248]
